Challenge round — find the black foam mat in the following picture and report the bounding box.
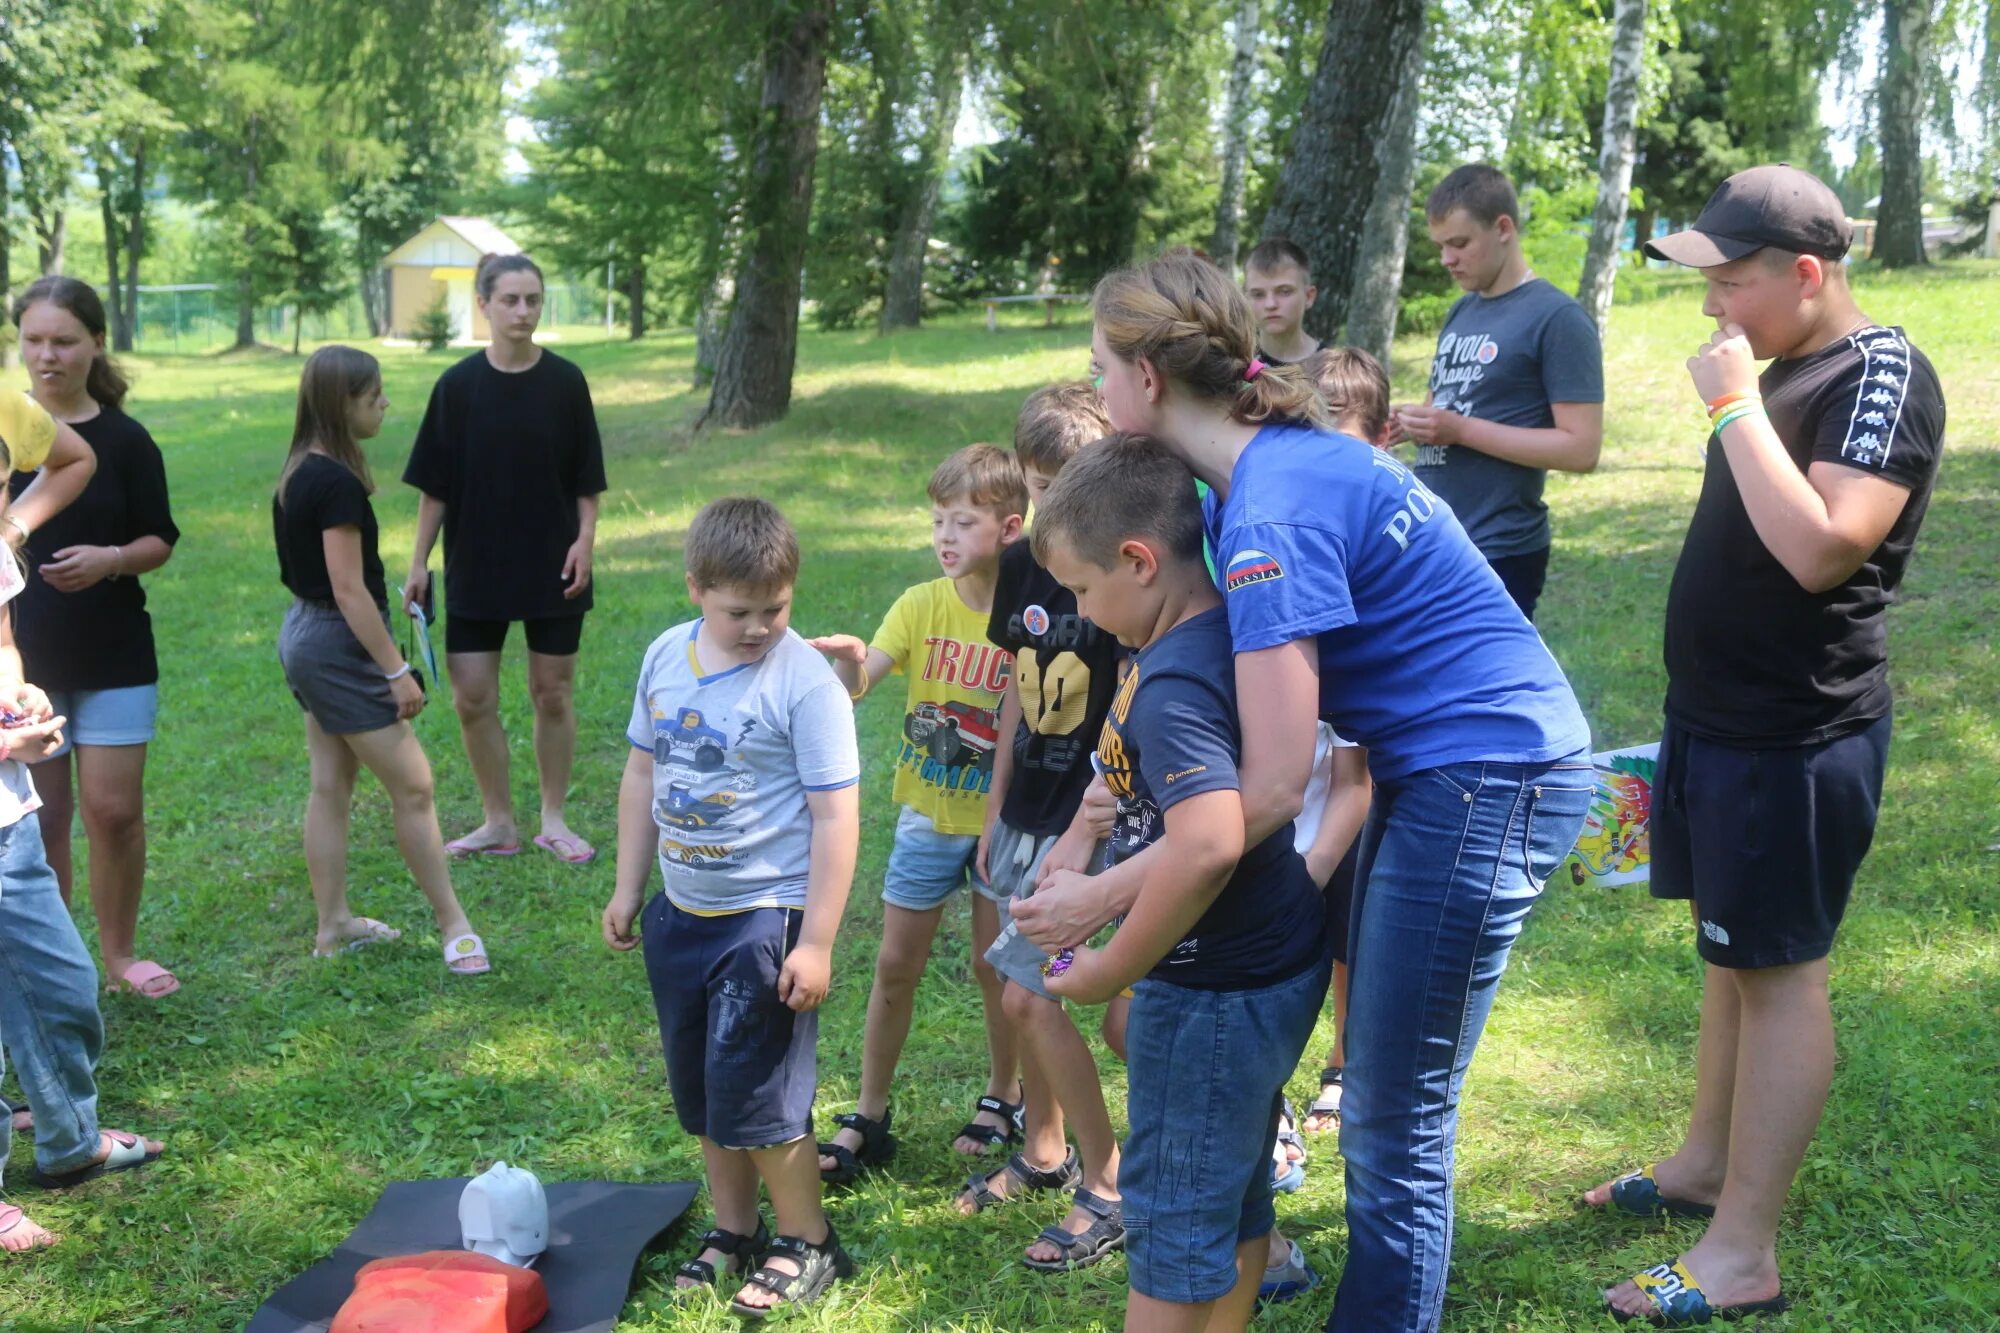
[246,1178,697,1332]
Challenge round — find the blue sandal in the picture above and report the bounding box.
[1021,1187,1124,1272]
[1610,1260,1791,1326]
[1601,1165,1716,1219]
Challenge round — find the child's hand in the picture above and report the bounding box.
[3,715,67,763]
[1012,868,1099,951]
[1078,775,1117,840]
[975,825,993,884]
[805,634,867,664]
[1385,406,1416,445]
[1042,945,1119,1005]
[778,942,832,1011]
[601,889,643,952]
[8,683,52,723]
[1688,323,1759,404]
[1303,846,1337,890]
[1395,404,1461,445]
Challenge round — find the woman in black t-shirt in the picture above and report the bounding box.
[275,346,489,976]
[403,253,606,865]
[13,277,180,1000]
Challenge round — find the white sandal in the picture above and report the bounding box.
[442,932,491,975]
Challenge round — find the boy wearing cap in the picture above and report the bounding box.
[1390,164,1605,620]
[1588,165,1946,1326]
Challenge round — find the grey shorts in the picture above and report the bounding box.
[278,599,400,735]
[982,819,1074,1000]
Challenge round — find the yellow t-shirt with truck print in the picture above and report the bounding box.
[869,576,1014,836]
[0,392,58,475]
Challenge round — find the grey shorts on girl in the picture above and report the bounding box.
[880,804,999,911]
[278,599,401,735]
[40,684,159,757]
[981,818,1074,1000]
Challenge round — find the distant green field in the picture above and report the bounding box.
[2,261,1994,1331]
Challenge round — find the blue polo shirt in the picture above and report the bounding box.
[1201,422,1588,780]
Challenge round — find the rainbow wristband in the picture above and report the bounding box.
[1712,402,1765,434]
[1706,391,1760,414]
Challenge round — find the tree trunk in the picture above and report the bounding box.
[880,50,967,332]
[236,116,262,349]
[626,257,647,341]
[1342,10,1424,370]
[1577,0,1648,335]
[292,306,304,357]
[361,266,387,338]
[1631,204,1657,258]
[1210,0,1262,273]
[118,138,146,352]
[701,0,834,430]
[1873,0,1933,267]
[33,206,67,276]
[1261,0,1426,341]
[103,185,126,344]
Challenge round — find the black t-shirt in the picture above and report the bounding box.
[987,541,1124,836]
[1098,606,1324,990]
[1664,325,1946,745]
[9,408,180,691]
[274,453,387,605]
[402,350,608,622]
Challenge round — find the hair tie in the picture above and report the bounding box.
[1244,357,1266,382]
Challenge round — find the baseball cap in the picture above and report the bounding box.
[1644,164,1853,267]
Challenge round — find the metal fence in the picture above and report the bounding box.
[123,283,605,355]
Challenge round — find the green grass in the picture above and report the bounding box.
[3,264,1996,1331]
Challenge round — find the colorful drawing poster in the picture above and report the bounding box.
[1561,742,1659,889]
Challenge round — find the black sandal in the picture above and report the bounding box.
[959,1146,1081,1213]
[675,1218,770,1289]
[952,1086,1026,1152]
[1021,1186,1125,1272]
[1303,1067,1343,1132]
[728,1223,854,1318]
[818,1108,895,1185]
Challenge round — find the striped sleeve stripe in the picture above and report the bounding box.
[1839,327,1911,471]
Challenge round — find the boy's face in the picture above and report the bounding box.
[1698,252,1822,358]
[685,576,794,663]
[1022,463,1059,509]
[1091,325,1159,435]
[932,494,1019,577]
[1428,207,1515,293]
[1041,532,1160,649]
[1243,261,1316,341]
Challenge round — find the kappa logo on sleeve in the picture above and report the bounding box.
[1224,548,1284,591]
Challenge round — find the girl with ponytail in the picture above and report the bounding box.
[1025,247,1597,1330]
[12,276,180,998]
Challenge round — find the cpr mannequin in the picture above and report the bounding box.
[331,1164,549,1332]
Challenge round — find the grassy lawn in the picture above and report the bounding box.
[2,261,1995,1331]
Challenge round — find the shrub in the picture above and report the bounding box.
[413,296,455,352]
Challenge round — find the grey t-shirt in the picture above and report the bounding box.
[626,621,860,913]
[1413,278,1603,559]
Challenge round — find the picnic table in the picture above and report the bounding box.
[983,292,1090,331]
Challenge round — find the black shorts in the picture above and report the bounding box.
[642,896,816,1149]
[1650,714,1891,970]
[1487,546,1550,622]
[446,613,585,657]
[1324,842,1357,966]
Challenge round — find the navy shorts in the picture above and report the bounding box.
[446,613,585,657]
[1487,545,1550,622]
[1121,957,1330,1304]
[1650,714,1891,970]
[641,896,816,1149]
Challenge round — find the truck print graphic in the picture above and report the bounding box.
[903,700,999,770]
[653,707,729,772]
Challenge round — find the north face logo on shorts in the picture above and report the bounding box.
[1701,919,1731,946]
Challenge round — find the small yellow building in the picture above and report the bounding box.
[380,216,523,342]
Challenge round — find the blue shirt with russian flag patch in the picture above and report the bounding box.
[1201,421,1589,781]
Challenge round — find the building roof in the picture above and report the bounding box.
[438,216,521,256]
[382,216,524,267]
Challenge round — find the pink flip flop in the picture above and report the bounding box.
[445,836,523,859]
[105,960,180,999]
[443,932,491,976]
[533,833,598,865]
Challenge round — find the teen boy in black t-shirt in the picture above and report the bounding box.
[1588,166,1946,1327]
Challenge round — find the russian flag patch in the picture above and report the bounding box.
[1224,548,1283,591]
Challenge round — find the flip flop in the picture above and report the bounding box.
[533,833,597,865]
[105,960,180,999]
[0,1203,58,1251]
[311,918,401,958]
[6,1100,31,1134]
[30,1129,162,1189]
[1609,1259,1791,1325]
[443,932,491,976]
[1599,1164,1717,1219]
[445,836,522,859]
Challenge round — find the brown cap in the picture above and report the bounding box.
[1645,164,1853,267]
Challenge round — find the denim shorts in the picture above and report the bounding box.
[41,684,159,758]
[641,896,817,1150]
[881,804,997,910]
[980,818,1068,998]
[1121,957,1331,1305]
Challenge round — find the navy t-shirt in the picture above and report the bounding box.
[1414,278,1603,559]
[1203,421,1590,780]
[1098,606,1324,991]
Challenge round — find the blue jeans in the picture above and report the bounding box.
[0,813,106,1179]
[1329,753,1593,1332]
